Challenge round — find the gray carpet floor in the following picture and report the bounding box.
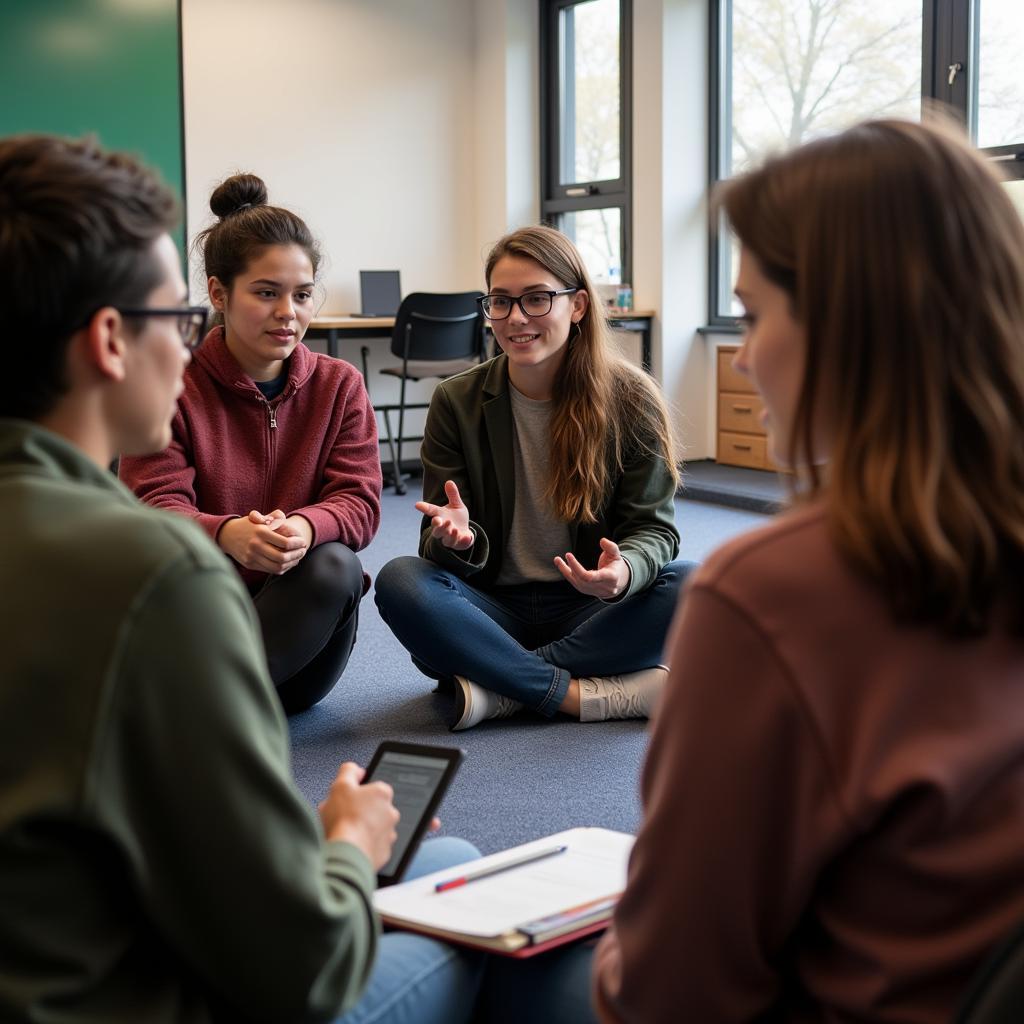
[289,480,770,854]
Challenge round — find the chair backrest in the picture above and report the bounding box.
[390,291,484,364]
[955,918,1024,1024]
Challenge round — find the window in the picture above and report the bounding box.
[541,0,632,286]
[710,0,1024,325]
[971,0,1024,165]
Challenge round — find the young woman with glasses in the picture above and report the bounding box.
[591,118,1024,1021]
[374,225,693,730]
[120,173,382,715]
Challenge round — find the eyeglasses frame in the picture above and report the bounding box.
[116,306,209,351]
[476,287,580,321]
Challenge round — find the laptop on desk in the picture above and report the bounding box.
[351,270,401,317]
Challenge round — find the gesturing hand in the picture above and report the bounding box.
[554,537,631,599]
[414,479,475,551]
[218,509,309,574]
[319,762,400,871]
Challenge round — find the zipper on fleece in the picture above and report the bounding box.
[259,395,279,512]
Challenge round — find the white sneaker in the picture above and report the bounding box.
[578,666,668,723]
[450,676,523,731]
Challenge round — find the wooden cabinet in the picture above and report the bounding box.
[716,346,777,470]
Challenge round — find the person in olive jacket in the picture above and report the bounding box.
[0,135,481,1024]
[375,226,693,730]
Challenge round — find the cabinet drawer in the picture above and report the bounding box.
[717,347,755,394]
[717,431,767,469]
[718,392,765,436]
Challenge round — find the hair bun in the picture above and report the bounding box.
[209,173,268,219]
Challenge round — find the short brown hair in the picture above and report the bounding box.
[720,118,1024,633]
[0,134,178,419]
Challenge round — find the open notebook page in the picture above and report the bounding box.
[372,827,634,939]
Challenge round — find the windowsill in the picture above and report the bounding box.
[697,323,743,335]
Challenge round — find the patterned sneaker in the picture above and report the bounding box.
[450,676,523,731]
[578,666,668,723]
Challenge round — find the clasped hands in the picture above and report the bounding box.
[219,509,313,575]
[415,479,630,600]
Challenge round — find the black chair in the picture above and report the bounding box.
[376,291,485,495]
[954,918,1024,1023]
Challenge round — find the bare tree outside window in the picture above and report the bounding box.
[717,0,921,313]
[558,0,623,283]
[712,0,1024,322]
[563,0,620,183]
[730,0,921,175]
[566,208,622,285]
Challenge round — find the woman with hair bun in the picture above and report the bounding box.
[592,118,1024,1021]
[121,173,381,715]
[375,225,693,730]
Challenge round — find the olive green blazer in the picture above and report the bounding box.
[418,354,680,598]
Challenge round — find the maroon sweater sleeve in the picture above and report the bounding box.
[119,409,237,543]
[592,581,849,1022]
[288,367,381,549]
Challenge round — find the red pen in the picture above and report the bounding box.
[434,844,568,892]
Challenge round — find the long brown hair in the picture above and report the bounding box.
[485,225,679,523]
[721,118,1024,633]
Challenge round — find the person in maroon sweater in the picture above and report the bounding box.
[591,119,1024,1021]
[121,174,381,714]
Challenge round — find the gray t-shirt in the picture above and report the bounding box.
[495,385,573,585]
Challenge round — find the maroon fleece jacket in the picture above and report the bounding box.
[120,327,382,592]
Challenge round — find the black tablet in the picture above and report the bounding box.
[363,741,464,886]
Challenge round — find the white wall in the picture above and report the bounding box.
[183,0,485,302]
[472,0,540,253]
[633,0,712,459]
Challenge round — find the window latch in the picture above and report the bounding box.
[948,61,963,86]
[566,184,598,197]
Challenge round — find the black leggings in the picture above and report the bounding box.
[252,541,364,715]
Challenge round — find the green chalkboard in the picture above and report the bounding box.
[0,0,185,249]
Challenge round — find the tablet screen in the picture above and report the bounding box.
[370,749,456,878]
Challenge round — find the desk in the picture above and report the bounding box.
[308,311,655,373]
[307,315,393,359]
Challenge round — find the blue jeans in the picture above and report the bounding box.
[337,837,484,1024]
[477,939,598,1024]
[374,557,694,715]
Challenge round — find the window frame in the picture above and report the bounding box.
[540,0,633,285]
[708,0,1024,327]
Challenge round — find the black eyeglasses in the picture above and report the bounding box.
[476,288,579,321]
[117,306,209,350]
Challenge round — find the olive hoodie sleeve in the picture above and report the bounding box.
[88,552,378,1023]
[605,436,680,599]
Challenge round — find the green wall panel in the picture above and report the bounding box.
[0,0,185,247]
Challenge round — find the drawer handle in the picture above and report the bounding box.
[731,405,753,413]
[732,443,752,451]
